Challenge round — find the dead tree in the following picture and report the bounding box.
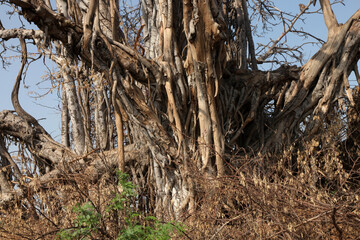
[0,0,359,220]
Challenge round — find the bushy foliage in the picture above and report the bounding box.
[57,202,101,239]
[57,171,185,240]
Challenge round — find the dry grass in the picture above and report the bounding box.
[185,124,360,239]
[1,121,360,240]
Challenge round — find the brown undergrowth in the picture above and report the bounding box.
[185,118,360,239]
[1,119,360,240]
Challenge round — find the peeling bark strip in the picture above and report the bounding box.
[112,78,125,172]
[0,0,359,222]
[182,0,227,176]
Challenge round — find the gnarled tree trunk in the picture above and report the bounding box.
[0,0,359,223]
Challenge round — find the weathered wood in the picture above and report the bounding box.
[0,0,359,220]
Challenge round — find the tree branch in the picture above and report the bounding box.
[258,0,312,62]
[0,142,148,208]
[319,0,338,33]
[0,135,22,180]
[11,37,48,136]
[0,110,76,164]
[8,0,157,84]
[0,29,44,40]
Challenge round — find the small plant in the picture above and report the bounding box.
[58,171,185,239]
[118,214,185,240]
[57,202,100,240]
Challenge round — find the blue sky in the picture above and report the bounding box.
[0,1,359,141]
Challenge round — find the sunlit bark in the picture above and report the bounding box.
[0,0,359,220]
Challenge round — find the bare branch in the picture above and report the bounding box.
[0,29,44,40]
[319,0,338,33]
[258,0,312,62]
[11,37,48,136]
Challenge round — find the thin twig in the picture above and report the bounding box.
[266,210,332,239]
[258,0,312,61]
[209,215,242,240]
